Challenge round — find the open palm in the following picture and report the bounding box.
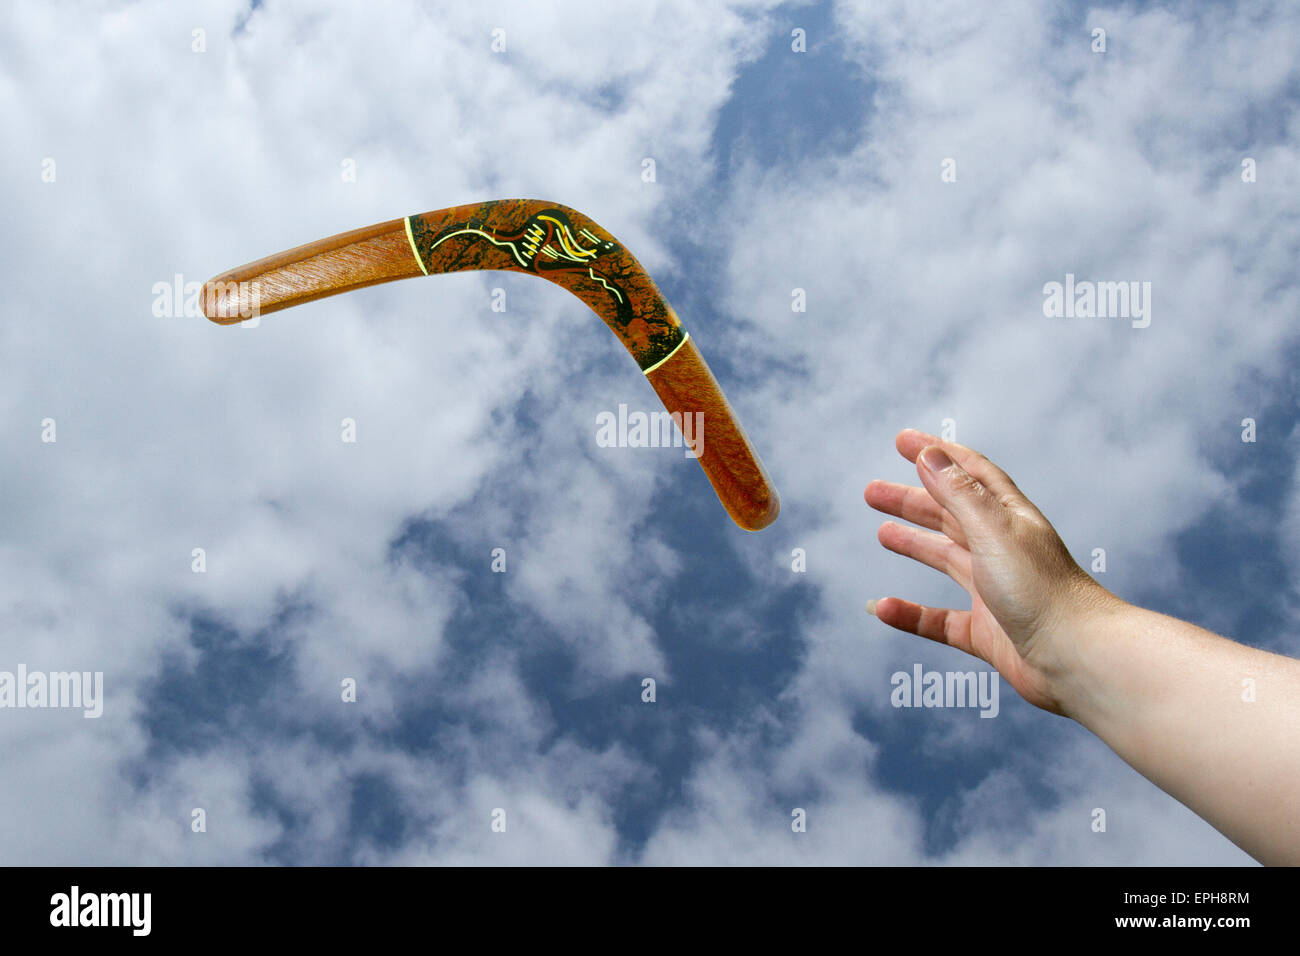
[864,429,1103,714]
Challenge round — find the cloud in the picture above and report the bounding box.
[0,0,1294,865]
[639,0,1298,863]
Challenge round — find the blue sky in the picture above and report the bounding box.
[1,0,1296,864]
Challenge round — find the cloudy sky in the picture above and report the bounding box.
[2,0,1296,865]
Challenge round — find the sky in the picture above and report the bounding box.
[1,0,1296,865]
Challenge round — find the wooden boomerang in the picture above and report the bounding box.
[201,199,779,531]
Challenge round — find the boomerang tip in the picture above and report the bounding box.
[735,488,780,531]
[199,271,260,325]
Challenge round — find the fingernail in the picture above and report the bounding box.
[865,598,879,616]
[921,446,953,472]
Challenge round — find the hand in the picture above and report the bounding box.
[864,428,1120,715]
[866,428,1300,864]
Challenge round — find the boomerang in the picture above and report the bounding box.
[201,199,779,531]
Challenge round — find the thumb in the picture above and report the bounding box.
[916,445,1003,535]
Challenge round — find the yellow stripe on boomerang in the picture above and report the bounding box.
[641,332,690,375]
[404,217,429,275]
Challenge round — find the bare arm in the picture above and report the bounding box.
[864,428,1300,865]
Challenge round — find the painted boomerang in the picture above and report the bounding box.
[200,199,779,531]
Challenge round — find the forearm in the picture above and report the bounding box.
[1051,596,1300,865]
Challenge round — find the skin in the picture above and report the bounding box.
[864,428,1300,865]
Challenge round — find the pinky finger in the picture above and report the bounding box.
[868,597,972,654]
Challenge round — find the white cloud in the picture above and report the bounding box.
[641,0,1299,863]
[0,0,1294,865]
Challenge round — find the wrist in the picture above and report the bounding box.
[1029,574,1135,724]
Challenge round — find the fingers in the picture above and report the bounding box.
[895,428,1029,510]
[864,479,969,549]
[863,479,945,530]
[877,521,973,591]
[895,427,937,462]
[868,596,973,653]
[910,437,1039,538]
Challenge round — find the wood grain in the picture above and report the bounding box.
[201,218,420,323]
[645,336,780,531]
[201,202,781,531]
